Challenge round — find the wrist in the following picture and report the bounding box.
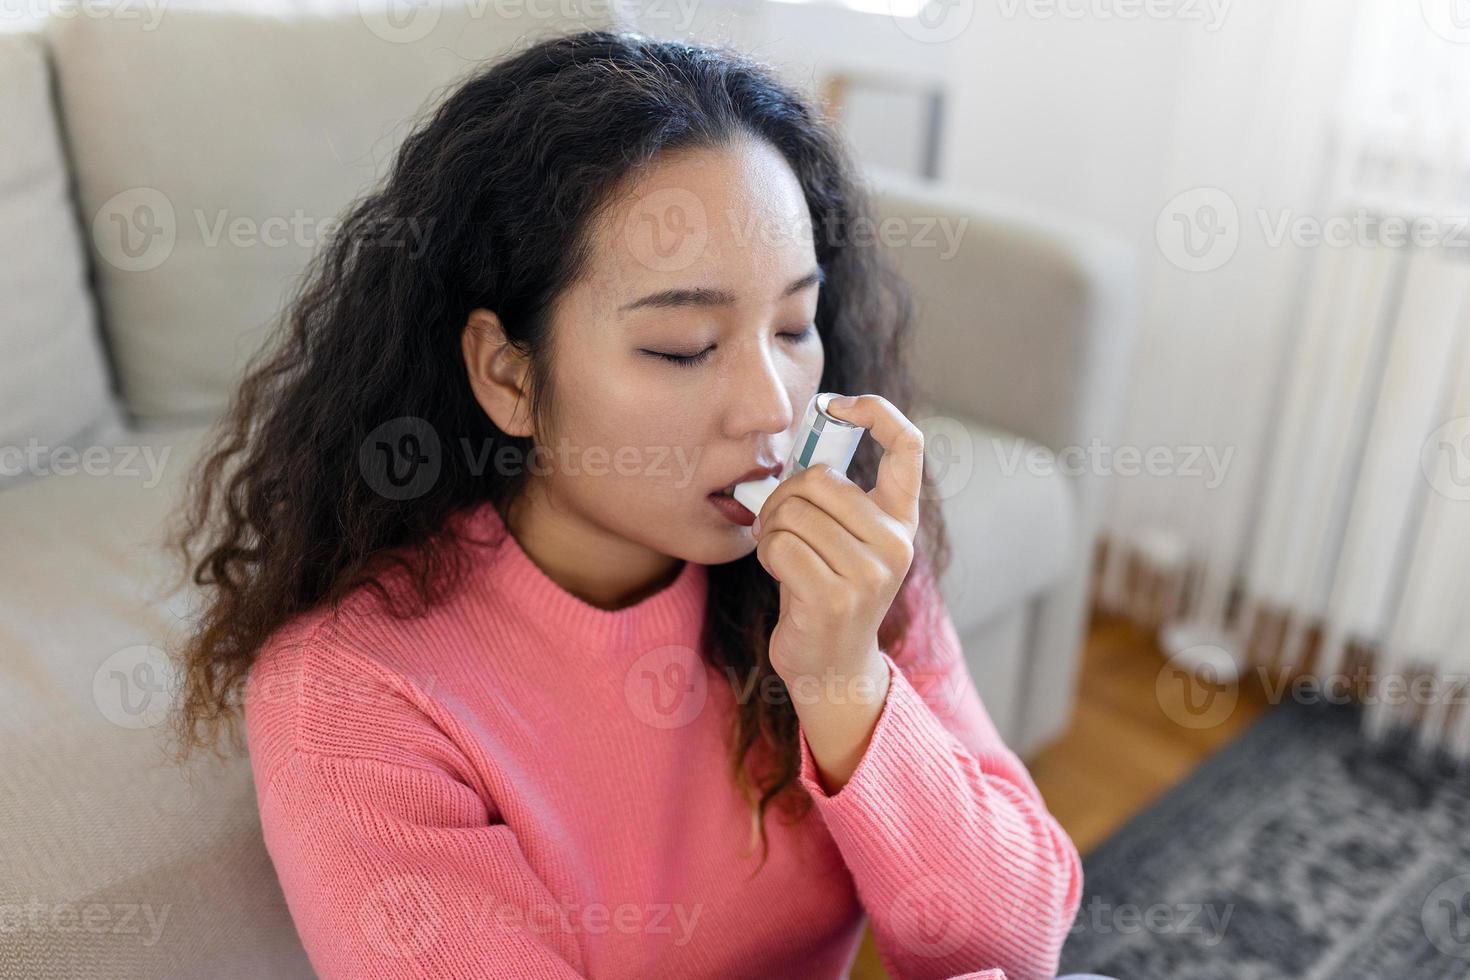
[782,643,882,714]
[790,644,891,794]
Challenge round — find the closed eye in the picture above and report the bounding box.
[645,346,715,368]
[642,324,816,369]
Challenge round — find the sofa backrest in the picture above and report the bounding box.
[865,163,1137,473]
[42,3,622,423]
[0,29,114,473]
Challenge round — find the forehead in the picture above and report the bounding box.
[584,137,818,305]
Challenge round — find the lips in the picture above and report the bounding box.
[713,461,783,495]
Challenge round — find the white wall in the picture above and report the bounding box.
[630,0,1196,248]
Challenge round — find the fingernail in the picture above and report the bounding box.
[829,395,855,408]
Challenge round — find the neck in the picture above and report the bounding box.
[504,482,685,611]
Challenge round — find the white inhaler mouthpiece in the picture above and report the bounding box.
[731,392,865,517]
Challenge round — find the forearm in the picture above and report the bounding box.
[792,653,1082,980]
[788,644,891,794]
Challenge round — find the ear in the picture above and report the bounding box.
[461,308,535,437]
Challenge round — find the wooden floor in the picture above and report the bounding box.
[849,611,1271,977]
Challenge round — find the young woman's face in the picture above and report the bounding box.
[540,136,824,565]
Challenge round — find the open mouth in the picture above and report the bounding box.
[712,463,783,500]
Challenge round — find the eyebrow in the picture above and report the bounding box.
[617,266,825,313]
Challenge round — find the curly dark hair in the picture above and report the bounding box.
[167,28,950,869]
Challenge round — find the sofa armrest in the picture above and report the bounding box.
[863,165,1139,753]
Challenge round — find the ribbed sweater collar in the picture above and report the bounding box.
[463,499,708,648]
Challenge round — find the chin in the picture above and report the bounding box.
[676,526,755,566]
[635,497,755,565]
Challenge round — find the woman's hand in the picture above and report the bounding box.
[751,393,926,790]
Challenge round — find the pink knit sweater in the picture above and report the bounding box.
[243,499,1082,980]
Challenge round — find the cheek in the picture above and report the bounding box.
[804,340,825,387]
[553,368,707,493]
[787,338,825,406]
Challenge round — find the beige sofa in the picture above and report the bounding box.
[0,6,1134,976]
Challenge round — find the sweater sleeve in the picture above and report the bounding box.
[793,563,1083,980]
[257,748,588,979]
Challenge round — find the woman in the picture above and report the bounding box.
[169,29,1084,980]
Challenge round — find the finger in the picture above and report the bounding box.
[759,492,877,583]
[757,524,841,604]
[758,463,895,549]
[822,394,924,527]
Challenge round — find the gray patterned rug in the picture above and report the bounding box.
[1058,701,1470,980]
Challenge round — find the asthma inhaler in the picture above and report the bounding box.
[731,392,865,517]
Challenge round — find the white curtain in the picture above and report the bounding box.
[1098,0,1470,759]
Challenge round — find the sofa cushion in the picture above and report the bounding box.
[0,30,113,479]
[0,414,316,975]
[924,409,1075,636]
[43,4,619,422]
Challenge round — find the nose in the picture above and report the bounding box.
[720,338,796,444]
